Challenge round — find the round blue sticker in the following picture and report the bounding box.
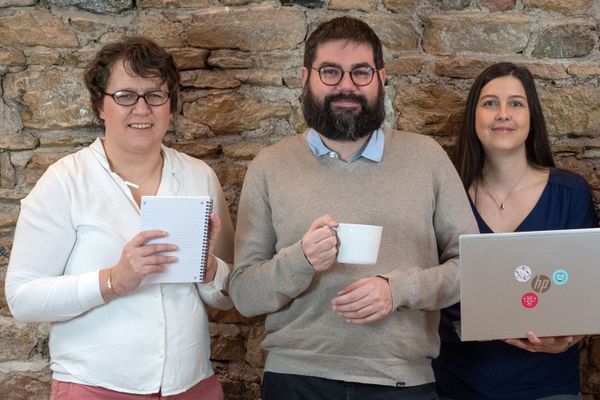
[552,269,569,285]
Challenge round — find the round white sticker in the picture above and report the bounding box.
[514,265,532,282]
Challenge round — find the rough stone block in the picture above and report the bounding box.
[211,162,247,187]
[0,99,23,136]
[0,317,51,361]
[208,50,253,69]
[49,0,133,13]
[539,85,600,137]
[169,141,220,158]
[244,324,267,368]
[431,0,470,10]
[518,61,568,80]
[533,20,595,58]
[138,0,212,6]
[383,0,419,13]
[0,10,78,48]
[0,152,16,189]
[180,70,241,89]
[329,0,378,12]
[134,13,184,48]
[424,13,532,55]
[361,15,418,52]
[3,67,93,130]
[0,48,26,67]
[23,151,73,185]
[0,132,38,152]
[169,48,209,70]
[433,58,492,78]
[185,7,306,51]
[386,56,425,76]
[568,64,600,76]
[481,0,516,11]
[393,83,465,137]
[38,129,100,147]
[183,92,291,135]
[222,141,273,160]
[0,365,52,400]
[524,0,592,16]
[0,205,19,228]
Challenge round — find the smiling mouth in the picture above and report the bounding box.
[129,123,153,129]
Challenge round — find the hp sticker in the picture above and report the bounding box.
[531,274,551,294]
[552,269,569,285]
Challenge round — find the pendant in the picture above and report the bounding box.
[500,203,505,210]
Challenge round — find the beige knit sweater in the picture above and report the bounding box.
[230,129,478,387]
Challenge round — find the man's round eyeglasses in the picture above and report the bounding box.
[104,90,170,107]
[312,66,378,87]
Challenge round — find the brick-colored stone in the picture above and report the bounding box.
[210,323,245,361]
[567,64,600,76]
[591,336,600,369]
[173,116,213,141]
[180,70,241,89]
[393,83,465,137]
[0,364,52,400]
[185,7,306,51]
[231,70,283,87]
[383,0,419,13]
[169,48,209,70]
[362,15,418,52]
[0,204,19,228]
[0,317,51,361]
[424,13,532,55]
[481,0,516,11]
[539,85,600,138]
[518,61,568,80]
[134,14,184,48]
[3,67,93,130]
[25,48,61,66]
[329,0,378,12]
[24,151,73,185]
[0,99,23,136]
[433,58,492,78]
[0,10,78,48]
[138,0,212,6]
[0,48,25,67]
[0,132,38,151]
[385,56,425,76]
[208,50,253,69]
[222,141,274,160]
[211,162,247,187]
[169,141,220,158]
[38,129,100,148]
[524,0,592,16]
[183,92,291,135]
[533,20,595,58]
[1,152,16,189]
[244,324,267,368]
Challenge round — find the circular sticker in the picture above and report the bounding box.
[531,274,551,293]
[514,265,532,282]
[553,269,569,285]
[521,292,539,309]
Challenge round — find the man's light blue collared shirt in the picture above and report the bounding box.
[306,128,384,163]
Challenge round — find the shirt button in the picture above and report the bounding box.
[329,152,336,158]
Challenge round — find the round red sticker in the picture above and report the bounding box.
[521,292,538,308]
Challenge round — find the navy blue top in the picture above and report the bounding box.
[433,169,598,400]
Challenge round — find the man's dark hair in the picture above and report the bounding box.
[303,17,384,70]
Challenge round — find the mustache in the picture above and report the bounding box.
[324,93,368,109]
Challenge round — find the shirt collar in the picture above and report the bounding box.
[306,127,384,163]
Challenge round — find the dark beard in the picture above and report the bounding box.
[301,80,385,142]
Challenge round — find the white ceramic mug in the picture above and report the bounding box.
[335,223,383,265]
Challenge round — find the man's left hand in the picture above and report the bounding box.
[331,276,392,324]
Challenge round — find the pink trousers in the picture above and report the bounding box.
[50,374,225,400]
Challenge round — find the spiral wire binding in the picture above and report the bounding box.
[198,198,214,281]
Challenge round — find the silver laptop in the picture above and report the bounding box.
[459,227,600,341]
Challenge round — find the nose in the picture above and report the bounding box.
[495,103,510,120]
[336,71,357,91]
[132,96,151,114]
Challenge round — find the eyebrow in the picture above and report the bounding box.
[479,94,527,100]
[318,61,374,69]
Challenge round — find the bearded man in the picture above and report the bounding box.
[229,16,478,400]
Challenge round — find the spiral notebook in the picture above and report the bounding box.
[140,196,212,285]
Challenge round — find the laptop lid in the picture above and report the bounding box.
[459,227,600,341]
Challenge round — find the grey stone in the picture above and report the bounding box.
[48,0,133,14]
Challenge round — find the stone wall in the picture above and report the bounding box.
[1,0,600,399]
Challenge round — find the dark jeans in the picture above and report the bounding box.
[262,372,439,400]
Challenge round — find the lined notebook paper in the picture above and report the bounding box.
[140,196,212,284]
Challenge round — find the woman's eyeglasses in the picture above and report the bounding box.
[104,90,170,107]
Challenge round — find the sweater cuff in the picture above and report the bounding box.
[78,270,106,310]
[387,268,419,310]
